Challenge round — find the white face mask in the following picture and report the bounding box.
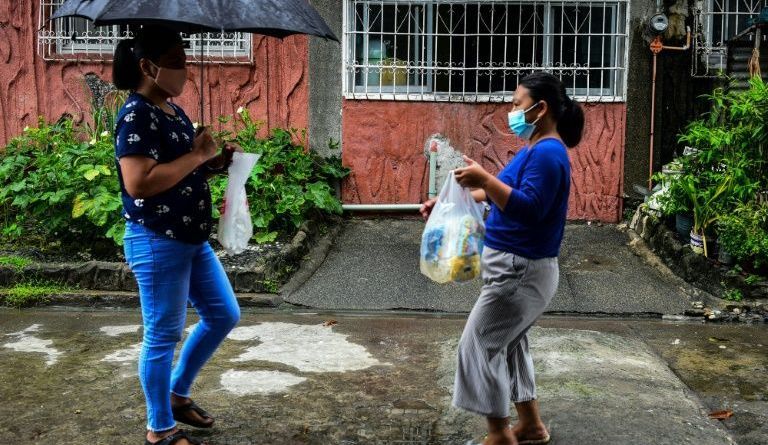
[149,61,187,97]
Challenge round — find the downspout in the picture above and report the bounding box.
[428,140,439,198]
[648,27,691,191]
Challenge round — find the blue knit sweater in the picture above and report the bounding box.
[484,138,571,259]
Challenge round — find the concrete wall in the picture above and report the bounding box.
[308,0,344,158]
[624,0,712,196]
[0,2,309,146]
[624,0,655,196]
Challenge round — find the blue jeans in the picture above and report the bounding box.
[124,222,240,432]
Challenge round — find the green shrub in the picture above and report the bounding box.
[717,202,768,269]
[0,100,348,250]
[211,108,349,243]
[662,77,767,240]
[0,116,123,245]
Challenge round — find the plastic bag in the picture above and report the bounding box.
[218,152,260,255]
[420,171,486,283]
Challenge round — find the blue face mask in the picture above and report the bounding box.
[507,102,541,140]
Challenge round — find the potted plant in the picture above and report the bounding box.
[678,172,728,257]
[652,161,694,242]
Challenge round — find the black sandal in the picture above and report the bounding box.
[172,400,215,429]
[145,429,204,445]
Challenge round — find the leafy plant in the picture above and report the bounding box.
[652,166,691,217]
[717,202,768,270]
[723,288,744,302]
[0,89,128,247]
[0,100,348,251]
[668,77,767,242]
[211,108,349,242]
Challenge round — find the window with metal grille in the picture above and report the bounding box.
[692,0,767,77]
[38,0,252,64]
[343,0,629,102]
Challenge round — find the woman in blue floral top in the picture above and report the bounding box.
[113,25,240,445]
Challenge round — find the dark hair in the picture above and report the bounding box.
[519,72,584,148]
[113,25,184,90]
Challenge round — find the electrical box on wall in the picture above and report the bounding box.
[649,13,669,35]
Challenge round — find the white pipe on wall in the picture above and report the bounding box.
[342,204,421,212]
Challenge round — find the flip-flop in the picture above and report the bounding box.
[518,434,551,445]
[145,429,204,445]
[171,400,214,429]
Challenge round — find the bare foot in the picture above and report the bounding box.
[482,429,518,445]
[511,421,549,443]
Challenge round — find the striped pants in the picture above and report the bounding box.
[453,247,559,418]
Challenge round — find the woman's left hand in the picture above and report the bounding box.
[204,142,244,175]
[221,142,243,168]
[223,142,244,153]
[454,156,492,189]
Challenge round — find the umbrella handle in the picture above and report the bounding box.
[200,30,205,126]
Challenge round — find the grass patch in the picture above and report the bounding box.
[0,255,33,271]
[1,281,72,308]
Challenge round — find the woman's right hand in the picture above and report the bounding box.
[420,197,437,222]
[192,127,218,163]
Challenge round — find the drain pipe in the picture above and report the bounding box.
[649,27,691,191]
[428,140,439,198]
[342,204,421,212]
[342,139,439,212]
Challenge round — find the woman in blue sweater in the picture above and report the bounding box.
[421,72,583,445]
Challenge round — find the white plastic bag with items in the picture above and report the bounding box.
[420,171,486,283]
[218,152,261,255]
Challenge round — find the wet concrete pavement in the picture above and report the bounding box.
[2,308,765,445]
[286,220,701,315]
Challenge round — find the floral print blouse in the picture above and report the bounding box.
[114,92,212,244]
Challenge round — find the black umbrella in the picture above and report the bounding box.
[50,0,338,123]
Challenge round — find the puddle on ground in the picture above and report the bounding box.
[219,369,307,395]
[101,342,142,364]
[2,324,62,366]
[99,325,141,337]
[228,322,388,373]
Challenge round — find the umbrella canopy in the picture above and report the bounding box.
[51,0,338,41]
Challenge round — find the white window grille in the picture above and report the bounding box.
[343,0,630,103]
[38,0,252,64]
[692,0,767,77]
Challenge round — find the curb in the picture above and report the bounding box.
[0,216,341,307]
[279,222,343,300]
[628,207,768,323]
[0,291,282,309]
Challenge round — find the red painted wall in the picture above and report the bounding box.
[0,2,308,146]
[341,100,626,223]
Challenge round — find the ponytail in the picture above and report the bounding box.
[112,26,184,91]
[519,72,585,148]
[558,96,584,148]
[113,39,142,90]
